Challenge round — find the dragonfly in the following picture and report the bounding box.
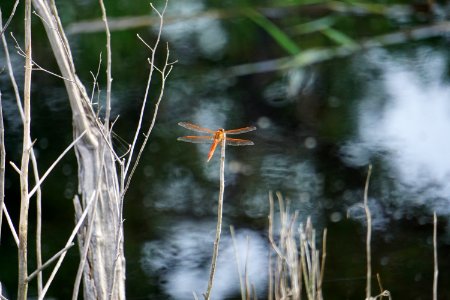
[177,122,257,162]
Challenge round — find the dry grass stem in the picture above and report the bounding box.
[363,165,373,300]
[0,84,5,244]
[230,225,246,300]
[433,212,438,300]
[268,192,326,300]
[204,134,227,299]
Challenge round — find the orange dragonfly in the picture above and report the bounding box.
[177,122,256,162]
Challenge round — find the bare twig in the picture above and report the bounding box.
[122,40,174,195]
[17,0,33,298]
[123,0,168,180]
[363,165,373,300]
[71,190,99,300]
[2,202,19,246]
[11,31,73,82]
[230,225,245,300]
[26,242,75,282]
[39,192,96,300]
[267,192,274,300]
[0,0,20,37]
[99,0,112,129]
[0,81,5,244]
[433,212,438,300]
[27,131,87,199]
[89,53,102,104]
[204,133,227,300]
[1,12,45,293]
[9,161,21,175]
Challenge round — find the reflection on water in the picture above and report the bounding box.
[342,49,450,216]
[163,0,227,60]
[141,221,267,299]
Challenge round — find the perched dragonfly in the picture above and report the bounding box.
[177,122,257,162]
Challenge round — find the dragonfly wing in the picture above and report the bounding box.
[225,137,254,146]
[178,122,215,134]
[225,126,257,135]
[177,136,214,144]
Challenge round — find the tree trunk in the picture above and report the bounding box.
[32,1,126,298]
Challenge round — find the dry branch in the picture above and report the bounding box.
[204,134,227,299]
[363,165,373,299]
[17,0,33,298]
[0,82,5,244]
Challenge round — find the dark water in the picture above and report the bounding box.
[1,1,449,299]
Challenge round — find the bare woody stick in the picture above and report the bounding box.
[17,0,32,298]
[363,165,373,300]
[204,133,226,300]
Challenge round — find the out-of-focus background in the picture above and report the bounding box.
[1,0,449,299]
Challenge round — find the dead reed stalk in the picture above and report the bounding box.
[204,135,227,299]
[268,192,326,300]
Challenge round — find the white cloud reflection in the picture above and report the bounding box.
[343,50,450,215]
[140,221,268,299]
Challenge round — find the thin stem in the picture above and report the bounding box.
[71,191,99,300]
[26,243,74,282]
[1,11,44,294]
[317,228,327,300]
[433,212,438,300]
[268,192,274,300]
[27,131,87,199]
[18,0,32,298]
[0,0,20,37]
[0,81,5,244]
[2,204,19,246]
[39,192,96,300]
[99,0,112,128]
[123,42,173,196]
[204,134,226,300]
[123,0,168,178]
[364,164,373,300]
[230,226,245,300]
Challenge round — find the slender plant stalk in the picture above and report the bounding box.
[34,154,43,297]
[71,182,100,300]
[123,0,168,179]
[317,228,327,300]
[204,135,226,299]
[26,243,74,282]
[230,225,246,300]
[363,165,373,300]
[18,0,32,298]
[2,205,19,246]
[1,10,45,294]
[267,192,274,300]
[0,0,19,37]
[433,212,438,300]
[99,0,112,128]
[39,192,96,300]
[122,1,174,197]
[0,85,4,245]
